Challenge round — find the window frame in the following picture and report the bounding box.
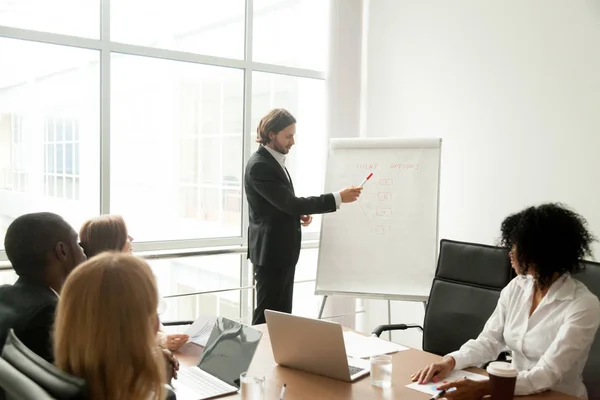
[43,116,80,200]
[9,114,27,192]
[0,0,326,260]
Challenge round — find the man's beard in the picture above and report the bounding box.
[273,142,289,154]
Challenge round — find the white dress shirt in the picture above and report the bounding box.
[448,274,600,398]
[262,145,341,208]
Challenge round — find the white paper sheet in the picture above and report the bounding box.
[405,370,488,396]
[342,331,409,359]
[183,315,217,347]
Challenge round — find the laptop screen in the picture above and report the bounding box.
[197,317,263,388]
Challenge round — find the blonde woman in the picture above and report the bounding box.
[54,253,166,400]
[79,215,189,351]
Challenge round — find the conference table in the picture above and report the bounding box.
[175,324,577,400]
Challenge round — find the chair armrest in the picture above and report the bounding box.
[482,351,511,369]
[164,383,177,400]
[371,323,423,337]
[162,320,194,326]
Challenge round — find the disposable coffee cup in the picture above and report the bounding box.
[486,361,517,400]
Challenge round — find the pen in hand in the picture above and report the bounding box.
[279,383,287,399]
[428,376,466,400]
[429,389,446,400]
[359,173,373,188]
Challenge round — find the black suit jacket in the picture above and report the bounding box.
[0,277,57,363]
[244,146,337,268]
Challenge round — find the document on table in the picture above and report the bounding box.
[184,315,217,347]
[342,331,409,359]
[406,370,488,396]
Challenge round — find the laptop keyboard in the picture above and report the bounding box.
[177,367,236,398]
[348,365,365,376]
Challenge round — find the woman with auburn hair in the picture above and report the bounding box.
[79,215,189,351]
[79,214,133,257]
[54,253,166,400]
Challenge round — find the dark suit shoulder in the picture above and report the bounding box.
[0,281,57,362]
[246,150,279,178]
[0,281,57,332]
[247,147,271,165]
[0,279,56,303]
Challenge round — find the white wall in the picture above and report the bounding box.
[362,0,600,348]
[321,0,368,329]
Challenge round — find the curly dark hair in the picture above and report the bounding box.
[500,203,595,289]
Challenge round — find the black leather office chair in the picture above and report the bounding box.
[1,329,87,400]
[2,329,178,400]
[373,239,515,358]
[0,357,57,400]
[573,260,600,400]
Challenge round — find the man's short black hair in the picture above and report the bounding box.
[500,203,595,288]
[4,212,75,278]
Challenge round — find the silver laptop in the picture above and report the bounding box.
[265,310,370,382]
[172,317,262,400]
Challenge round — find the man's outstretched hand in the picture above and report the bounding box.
[340,186,363,203]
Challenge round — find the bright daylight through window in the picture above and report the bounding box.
[0,0,330,323]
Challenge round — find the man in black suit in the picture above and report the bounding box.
[245,109,362,325]
[0,212,86,362]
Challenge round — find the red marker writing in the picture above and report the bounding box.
[359,173,373,188]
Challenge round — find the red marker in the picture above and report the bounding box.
[359,173,373,188]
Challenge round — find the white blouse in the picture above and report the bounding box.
[448,274,600,398]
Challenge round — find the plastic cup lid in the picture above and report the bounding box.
[486,361,518,378]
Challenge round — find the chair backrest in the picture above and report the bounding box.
[1,330,87,400]
[422,239,515,356]
[572,260,600,400]
[0,357,57,400]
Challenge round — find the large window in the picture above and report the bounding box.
[111,0,245,59]
[0,0,328,252]
[151,253,249,324]
[0,0,330,320]
[0,0,100,38]
[0,38,100,241]
[110,55,244,242]
[253,0,329,70]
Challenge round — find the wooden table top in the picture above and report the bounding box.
[174,324,577,400]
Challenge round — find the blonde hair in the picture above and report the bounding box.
[79,215,129,258]
[54,253,165,400]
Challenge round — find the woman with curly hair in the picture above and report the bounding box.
[412,203,600,399]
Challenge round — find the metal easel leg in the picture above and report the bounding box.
[387,300,392,341]
[318,295,328,319]
[251,264,256,313]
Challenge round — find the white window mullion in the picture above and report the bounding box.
[218,81,224,225]
[99,0,111,215]
[61,119,66,198]
[240,0,255,321]
[52,119,57,197]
